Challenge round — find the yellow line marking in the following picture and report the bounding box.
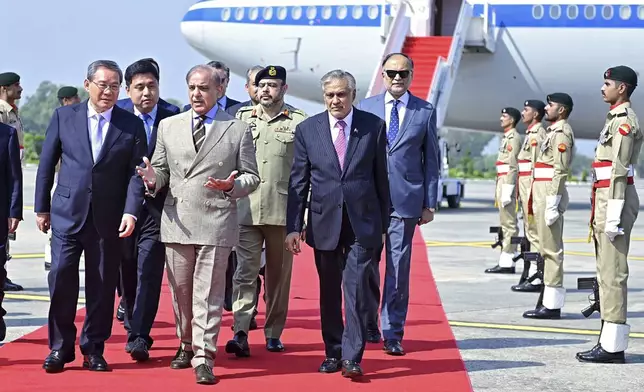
[449,320,644,338]
[24,205,33,211]
[10,253,45,259]
[4,293,86,304]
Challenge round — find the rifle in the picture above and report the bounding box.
[489,226,503,249]
[578,277,600,318]
[511,236,531,284]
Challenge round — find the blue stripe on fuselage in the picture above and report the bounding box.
[182,3,644,29]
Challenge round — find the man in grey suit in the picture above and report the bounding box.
[357,53,440,356]
[136,64,260,385]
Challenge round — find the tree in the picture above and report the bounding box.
[19,81,88,135]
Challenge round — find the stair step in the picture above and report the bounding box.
[401,36,452,99]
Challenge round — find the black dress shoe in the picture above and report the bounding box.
[43,350,75,373]
[485,265,516,274]
[266,338,284,352]
[116,302,125,322]
[576,344,625,364]
[195,364,217,385]
[249,317,258,330]
[383,340,405,356]
[82,354,109,371]
[3,278,23,291]
[523,306,561,319]
[0,317,6,342]
[366,330,381,343]
[170,347,194,369]
[225,332,250,357]
[318,358,341,373]
[129,338,150,362]
[341,360,363,378]
[511,281,543,292]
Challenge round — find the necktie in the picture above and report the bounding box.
[140,113,152,145]
[193,115,206,152]
[335,120,347,170]
[388,100,400,145]
[92,114,105,162]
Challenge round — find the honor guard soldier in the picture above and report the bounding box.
[0,72,25,292]
[523,93,575,319]
[485,107,521,274]
[226,65,307,357]
[512,100,547,292]
[577,66,642,364]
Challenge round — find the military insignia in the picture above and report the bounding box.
[268,67,277,76]
[507,145,512,152]
[530,139,537,147]
[251,109,257,117]
[605,69,611,78]
[283,109,289,116]
[557,143,567,152]
[619,123,631,136]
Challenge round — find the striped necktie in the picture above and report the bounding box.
[193,115,206,152]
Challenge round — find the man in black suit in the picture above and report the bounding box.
[118,59,176,362]
[225,65,263,116]
[0,122,22,342]
[285,69,389,378]
[35,60,148,373]
[116,58,180,115]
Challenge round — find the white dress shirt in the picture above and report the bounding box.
[328,109,353,142]
[384,91,409,131]
[87,103,113,161]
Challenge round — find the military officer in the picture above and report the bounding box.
[577,66,642,364]
[485,107,521,274]
[511,100,547,292]
[226,65,307,357]
[0,72,25,292]
[523,93,575,319]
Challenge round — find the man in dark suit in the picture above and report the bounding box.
[285,69,389,378]
[225,65,263,116]
[118,59,176,362]
[116,58,180,115]
[35,60,148,373]
[357,53,440,356]
[0,122,22,342]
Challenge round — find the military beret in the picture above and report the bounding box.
[501,107,521,124]
[0,72,20,87]
[255,65,286,85]
[547,93,573,109]
[57,86,78,99]
[604,65,638,87]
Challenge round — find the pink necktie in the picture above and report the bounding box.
[334,120,347,169]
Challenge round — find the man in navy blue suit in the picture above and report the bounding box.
[285,69,389,378]
[116,58,180,115]
[357,53,440,356]
[35,60,148,373]
[118,59,177,362]
[0,122,22,342]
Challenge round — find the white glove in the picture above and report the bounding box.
[500,184,514,207]
[19,147,24,161]
[605,199,625,242]
[545,195,561,226]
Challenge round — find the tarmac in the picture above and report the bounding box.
[2,165,644,391]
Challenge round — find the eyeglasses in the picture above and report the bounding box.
[92,80,120,92]
[384,70,411,79]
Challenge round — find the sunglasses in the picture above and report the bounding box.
[385,70,411,79]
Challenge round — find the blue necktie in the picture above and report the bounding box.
[388,100,400,145]
[140,113,152,145]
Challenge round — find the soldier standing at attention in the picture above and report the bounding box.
[485,108,521,274]
[226,66,307,357]
[523,93,574,319]
[577,66,642,364]
[0,72,25,292]
[511,100,547,292]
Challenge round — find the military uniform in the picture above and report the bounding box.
[577,66,642,363]
[229,66,307,349]
[524,93,575,319]
[487,108,521,272]
[0,73,24,163]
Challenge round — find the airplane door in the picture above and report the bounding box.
[432,0,443,36]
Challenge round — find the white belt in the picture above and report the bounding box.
[518,162,532,172]
[533,167,555,179]
[594,164,634,181]
[496,164,510,174]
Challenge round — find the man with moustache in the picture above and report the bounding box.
[286,69,389,378]
[35,60,148,373]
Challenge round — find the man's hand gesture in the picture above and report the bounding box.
[136,157,156,189]
[205,170,238,192]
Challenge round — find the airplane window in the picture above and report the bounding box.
[602,5,613,19]
[549,5,561,19]
[235,7,244,21]
[368,5,379,19]
[263,7,273,20]
[221,8,231,21]
[566,5,578,19]
[292,6,302,20]
[619,5,632,19]
[584,5,596,19]
[307,6,317,19]
[353,5,364,19]
[337,5,348,19]
[532,5,544,19]
[322,6,332,19]
[249,7,259,20]
[277,6,287,20]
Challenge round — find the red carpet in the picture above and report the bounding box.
[0,227,471,391]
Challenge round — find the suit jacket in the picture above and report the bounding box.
[286,108,390,251]
[357,93,440,216]
[182,96,241,113]
[226,100,251,116]
[117,97,180,115]
[0,123,23,239]
[150,107,260,247]
[34,101,148,239]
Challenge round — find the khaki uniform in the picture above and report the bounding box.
[531,119,574,309]
[589,102,642,350]
[517,123,547,275]
[494,128,521,267]
[0,99,24,162]
[233,103,307,338]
